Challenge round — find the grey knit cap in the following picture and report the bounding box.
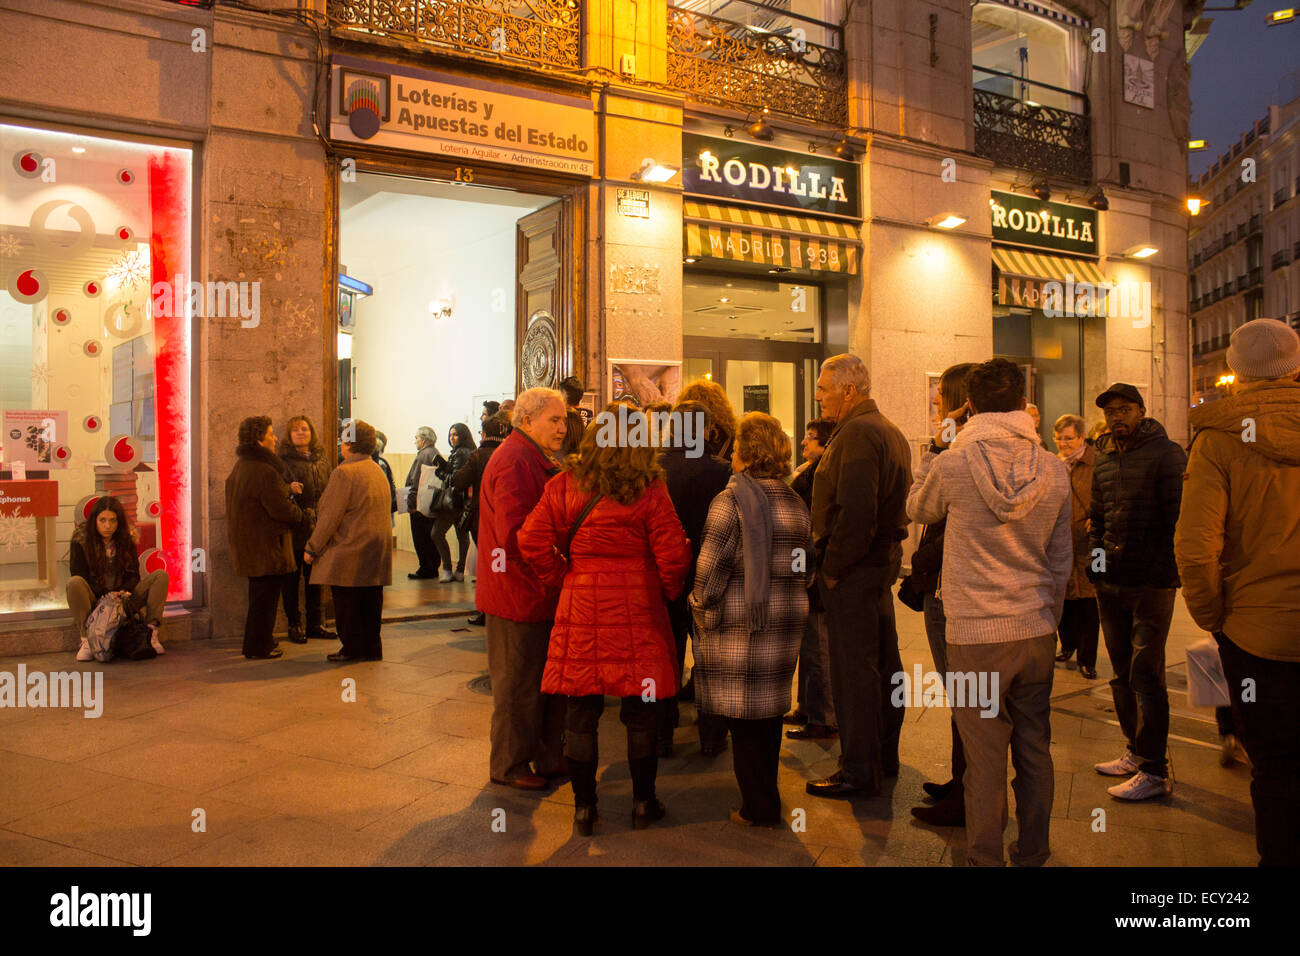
[1227,318,1300,379]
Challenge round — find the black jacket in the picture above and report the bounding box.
[453,437,504,534]
[435,445,473,515]
[659,447,732,594]
[70,534,140,599]
[1088,417,1187,589]
[279,448,331,548]
[373,453,397,513]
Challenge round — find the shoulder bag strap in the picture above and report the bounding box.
[560,493,604,560]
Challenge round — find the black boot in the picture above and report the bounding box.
[567,757,598,835]
[628,755,665,829]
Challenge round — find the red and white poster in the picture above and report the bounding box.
[2,410,69,469]
[0,480,59,518]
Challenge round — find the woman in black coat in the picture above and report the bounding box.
[432,422,476,583]
[279,415,334,642]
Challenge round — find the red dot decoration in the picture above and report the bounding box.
[83,279,101,298]
[140,548,167,575]
[83,339,102,357]
[75,495,103,523]
[146,500,162,519]
[53,307,72,325]
[83,415,102,432]
[51,443,71,463]
[13,151,42,178]
[115,225,134,242]
[117,169,135,185]
[105,434,142,470]
[8,268,48,304]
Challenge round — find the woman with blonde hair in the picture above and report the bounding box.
[518,402,691,835]
[691,412,813,827]
[677,379,737,459]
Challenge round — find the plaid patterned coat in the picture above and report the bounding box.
[689,478,814,719]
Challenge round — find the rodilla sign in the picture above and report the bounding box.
[990,190,1097,257]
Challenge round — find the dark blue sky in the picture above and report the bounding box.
[1189,8,1299,177]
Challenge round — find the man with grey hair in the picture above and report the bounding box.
[479,388,570,789]
[806,353,913,798]
[403,426,445,580]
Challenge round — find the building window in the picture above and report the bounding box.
[0,124,194,616]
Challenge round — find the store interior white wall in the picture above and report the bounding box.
[340,175,551,456]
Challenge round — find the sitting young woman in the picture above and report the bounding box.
[68,496,169,660]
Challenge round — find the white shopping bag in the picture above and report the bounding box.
[415,463,442,517]
[396,486,411,515]
[1186,635,1231,708]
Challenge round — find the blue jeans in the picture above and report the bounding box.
[1096,584,1175,777]
[797,610,837,727]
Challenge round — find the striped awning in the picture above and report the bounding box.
[977,0,1089,29]
[683,201,860,274]
[993,246,1107,285]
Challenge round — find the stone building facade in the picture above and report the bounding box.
[0,0,1197,643]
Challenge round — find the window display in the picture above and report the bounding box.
[0,124,193,615]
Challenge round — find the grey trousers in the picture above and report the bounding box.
[485,614,565,782]
[67,572,168,639]
[797,610,837,727]
[949,633,1055,867]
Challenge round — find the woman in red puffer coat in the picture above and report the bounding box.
[519,402,691,836]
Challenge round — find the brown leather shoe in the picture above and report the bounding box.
[491,774,547,791]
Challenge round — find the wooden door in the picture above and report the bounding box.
[516,200,570,392]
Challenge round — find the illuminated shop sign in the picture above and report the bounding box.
[990,190,1097,256]
[682,133,860,218]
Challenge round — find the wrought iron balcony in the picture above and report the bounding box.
[973,70,1090,181]
[1236,223,1246,240]
[667,5,847,126]
[1246,266,1263,288]
[1275,187,1291,210]
[326,0,581,70]
[1272,250,1290,270]
[1249,214,1262,233]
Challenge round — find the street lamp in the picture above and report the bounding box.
[1267,8,1295,24]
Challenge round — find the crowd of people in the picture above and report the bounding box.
[66,319,1298,865]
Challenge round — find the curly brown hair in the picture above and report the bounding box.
[677,379,736,455]
[567,402,664,505]
[735,412,792,479]
[238,415,272,448]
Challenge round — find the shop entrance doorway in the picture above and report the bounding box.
[337,170,562,611]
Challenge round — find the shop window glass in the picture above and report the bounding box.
[972,1,1084,113]
[683,272,821,342]
[0,124,193,615]
[994,307,1083,445]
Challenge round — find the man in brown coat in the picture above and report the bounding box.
[1175,317,1300,866]
[226,415,306,659]
[1052,414,1099,679]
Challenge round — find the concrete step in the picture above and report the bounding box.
[0,607,207,658]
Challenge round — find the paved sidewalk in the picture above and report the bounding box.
[0,598,1257,866]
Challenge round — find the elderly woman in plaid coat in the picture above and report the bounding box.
[690,411,814,827]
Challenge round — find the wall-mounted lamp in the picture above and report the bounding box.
[926,213,967,229]
[429,296,454,320]
[1188,139,1209,151]
[1125,244,1159,259]
[634,158,678,183]
[1032,180,1052,201]
[832,136,857,160]
[1267,8,1295,25]
[1088,188,1109,211]
[1187,196,1209,215]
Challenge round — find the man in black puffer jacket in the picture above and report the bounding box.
[1087,383,1187,802]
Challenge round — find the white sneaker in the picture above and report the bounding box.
[75,639,94,662]
[453,571,465,582]
[438,569,454,583]
[1107,771,1172,801]
[149,624,165,655]
[1094,750,1140,776]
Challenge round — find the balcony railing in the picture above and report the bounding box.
[667,6,847,126]
[1272,250,1291,270]
[1275,187,1291,210]
[1236,223,1246,240]
[972,71,1090,181]
[1249,214,1262,233]
[326,0,581,70]
[1224,278,1236,296]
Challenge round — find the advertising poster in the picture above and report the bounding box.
[2,410,69,469]
[609,361,682,408]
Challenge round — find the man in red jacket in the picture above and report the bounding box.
[478,387,570,789]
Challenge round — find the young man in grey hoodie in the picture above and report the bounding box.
[907,359,1073,866]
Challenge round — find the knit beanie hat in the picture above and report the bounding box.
[1227,318,1300,379]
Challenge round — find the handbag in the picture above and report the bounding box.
[432,483,462,516]
[114,614,157,661]
[558,494,604,560]
[415,463,442,517]
[85,592,128,662]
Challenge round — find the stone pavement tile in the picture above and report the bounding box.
[4,780,270,866]
[0,711,157,764]
[165,814,410,867]
[1065,773,1255,844]
[247,709,439,769]
[90,678,219,720]
[814,845,936,867]
[398,645,493,673]
[0,828,134,867]
[556,816,824,867]
[0,751,123,826]
[423,698,494,739]
[379,733,490,784]
[1182,829,1259,867]
[1049,818,1189,867]
[219,673,436,725]
[401,670,490,704]
[80,734,292,793]
[126,695,294,742]
[205,754,439,829]
[358,782,578,865]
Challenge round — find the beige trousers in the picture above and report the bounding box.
[67,571,169,639]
